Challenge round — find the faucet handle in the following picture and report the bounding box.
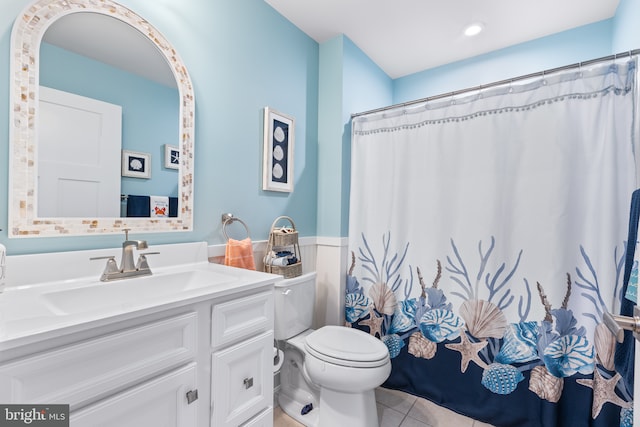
[90,256,120,281]
[90,255,117,266]
[136,252,160,271]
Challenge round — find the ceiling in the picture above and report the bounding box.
[265,0,621,79]
[40,2,621,87]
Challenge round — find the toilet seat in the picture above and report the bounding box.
[304,325,390,368]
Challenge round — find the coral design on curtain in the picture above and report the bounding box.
[348,60,638,427]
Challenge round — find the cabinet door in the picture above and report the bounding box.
[71,364,197,427]
[0,312,196,409]
[211,331,273,427]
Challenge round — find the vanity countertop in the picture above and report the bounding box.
[0,242,279,351]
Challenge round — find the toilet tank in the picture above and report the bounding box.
[274,272,317,340]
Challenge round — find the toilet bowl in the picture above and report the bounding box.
[274,273,391,427]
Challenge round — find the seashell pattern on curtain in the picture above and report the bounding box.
[347,59,638,427]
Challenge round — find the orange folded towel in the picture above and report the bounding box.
[224,237,256,270]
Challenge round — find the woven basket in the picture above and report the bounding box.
[269,216,298,247]
[267,262,302,279]
[272,230,298,247]
[265,216,301,278]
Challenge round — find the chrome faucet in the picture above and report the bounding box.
[121,237,149,273]
[91,229,158,281]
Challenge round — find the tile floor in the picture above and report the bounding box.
[274,387,496,427]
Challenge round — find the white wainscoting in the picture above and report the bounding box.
[314,237,349,327]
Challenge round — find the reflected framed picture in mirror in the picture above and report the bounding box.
[164,144,180,170]
[122,150,151,179]
[263,107,294,193]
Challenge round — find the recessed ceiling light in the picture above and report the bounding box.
[464,23,484,37]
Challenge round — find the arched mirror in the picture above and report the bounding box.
[8,0,194,237]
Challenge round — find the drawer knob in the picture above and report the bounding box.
[243,377,254,389]
[186,389,198,404]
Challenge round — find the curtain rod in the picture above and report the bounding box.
[351,48,640,119]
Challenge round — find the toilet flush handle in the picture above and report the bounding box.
[281,288,292,296]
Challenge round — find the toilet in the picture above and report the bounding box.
[274,272,391,427]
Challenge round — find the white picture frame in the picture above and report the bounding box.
[122,150,151,179]
[262,107,294,192]
[164,144,180,170]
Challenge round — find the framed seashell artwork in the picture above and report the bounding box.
[122,150,151,179]
[262,107,295,192]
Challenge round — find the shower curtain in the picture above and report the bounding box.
[347,59,638,427]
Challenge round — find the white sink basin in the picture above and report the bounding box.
[1,242,279,348]
[41,268,238,315]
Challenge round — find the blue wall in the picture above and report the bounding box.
[612,0,640,52]
[1,0,638,254]
[1,0,319,254]
[317,37,346,238]
[316,36,392,237]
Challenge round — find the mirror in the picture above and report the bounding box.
[39,12,180,219]
[8,0,195,237]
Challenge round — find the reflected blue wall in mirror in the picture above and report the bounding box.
[40,42,179,201]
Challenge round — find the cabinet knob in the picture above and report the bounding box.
[186,389,198,404]
[243,377,254,389]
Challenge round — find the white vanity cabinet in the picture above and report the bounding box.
[0,285,275,427]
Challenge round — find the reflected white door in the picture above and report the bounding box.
[38,86,122,218]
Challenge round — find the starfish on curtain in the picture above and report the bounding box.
[576,369,632,418]
[445,330,489,373]
[359,308,383,337]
